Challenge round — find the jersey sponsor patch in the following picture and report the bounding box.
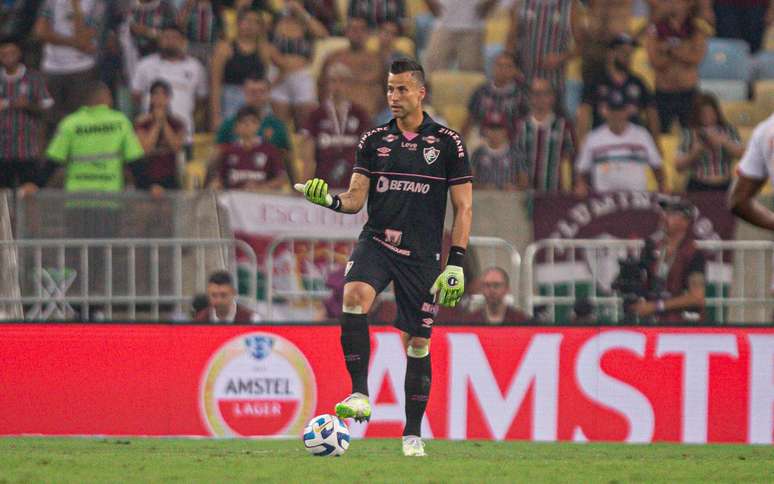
[423,147,440,165]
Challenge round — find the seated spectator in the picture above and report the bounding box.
[34,0,107,128]
[463,267,530,324]
[322,15,385,119]
[128,0,178,58]
[713,0,769,53]
[299,62,369,189]
[463,52,524,138]
[210,7,269,129]
[176,0,222,66]
[645,0,708,133]
[575,89,664,195]
[208,106,287,191]
[134,80,186,193]
[675,92,743,193]
[132,23,208,153]
[505,0,575,92]
[514,78,576,193]
[194,270,261,323]
[0,37,53,196]
[267,0,328,127]
[348,0,406,31]
[470,113,518,191]
[422,0,498,73]
[571,297,595,325]
[632,197,706,323]
[216,76,291,166]
[577,33,660,144]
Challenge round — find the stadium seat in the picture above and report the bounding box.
[310,36,350,80]
[720,100,767,128]
[631,47,654,90]
[485,13,511,46]
[563,79,583,118]
[751,52,774,81]
[754,80,774,111]
[366,36,416,58]
[699,38,751,80]
[438,104,467,132]
[428,70,487,110]
[699,79,748,101]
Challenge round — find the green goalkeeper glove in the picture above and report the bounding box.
[431,264,465,307]
[295,178,341,210]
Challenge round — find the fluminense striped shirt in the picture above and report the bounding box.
[181,1,220,44]
[471,142,519,189]
[467,82,526,128]
[513,114,576,192]
[678,125,740,181]
[130,0,177,56]
[0,65,53,160]
[347,0,406,28]
[514,0,573,90]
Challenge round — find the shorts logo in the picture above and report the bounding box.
[345,261,354,276]
[384,229,402,246]
[423,147,440,165]
[377,147,391,157]
[421,318,434,328]
[421,302,439,316]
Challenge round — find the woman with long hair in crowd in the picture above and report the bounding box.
[675,92,744,193]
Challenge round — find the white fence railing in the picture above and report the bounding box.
[524,238,774,324]
[0,238,257,321]
[265,235,521,320]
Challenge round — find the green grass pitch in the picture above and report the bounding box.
[0,437,771,483]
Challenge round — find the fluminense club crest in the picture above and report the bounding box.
[245,335,274,360]
[423,147,440,165]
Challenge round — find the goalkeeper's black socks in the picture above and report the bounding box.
[403,352,431,437]
[340,313,370,395]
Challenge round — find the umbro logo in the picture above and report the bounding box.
[377,146,391,157]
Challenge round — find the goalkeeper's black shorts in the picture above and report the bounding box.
[345,237,440,338]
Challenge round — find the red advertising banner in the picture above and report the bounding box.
[1,324,772,444]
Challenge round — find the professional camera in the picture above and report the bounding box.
[611,239,660,322]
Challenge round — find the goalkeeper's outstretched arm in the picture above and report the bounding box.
[295,172,370,214]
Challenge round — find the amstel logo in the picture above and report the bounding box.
[200,332,316,437]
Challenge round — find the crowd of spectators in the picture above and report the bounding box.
[1,0,770,200]
[0,0,772,322]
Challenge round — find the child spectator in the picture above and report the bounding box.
[463,52,525,138]
[470,113,518,191]
[208,106,287,191]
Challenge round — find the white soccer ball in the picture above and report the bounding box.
[302,414,351,457]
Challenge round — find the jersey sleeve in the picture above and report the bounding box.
[737,125,769,179]
[445,132,473,185]
[643,130,662,168]
[46,121,72,163]
[122,118,146,163]
[354,132,374,176]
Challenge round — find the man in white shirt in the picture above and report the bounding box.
[34,0,105,125]
[131,23,207,151]
[422,0,500,73]
[728,113,774,229]
[575,89,665,196]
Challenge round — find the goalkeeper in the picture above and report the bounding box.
[295,59,473,457]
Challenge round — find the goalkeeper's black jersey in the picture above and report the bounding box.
[353,113,472,265]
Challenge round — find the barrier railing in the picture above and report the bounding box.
[265,235,521,320]
[0,238,257,321]
[524,238,774,324]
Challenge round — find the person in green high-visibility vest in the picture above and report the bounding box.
[45,80,145,193]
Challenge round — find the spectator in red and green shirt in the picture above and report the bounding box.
[0,37,53,195]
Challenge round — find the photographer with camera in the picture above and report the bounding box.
[628,198,706,323]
